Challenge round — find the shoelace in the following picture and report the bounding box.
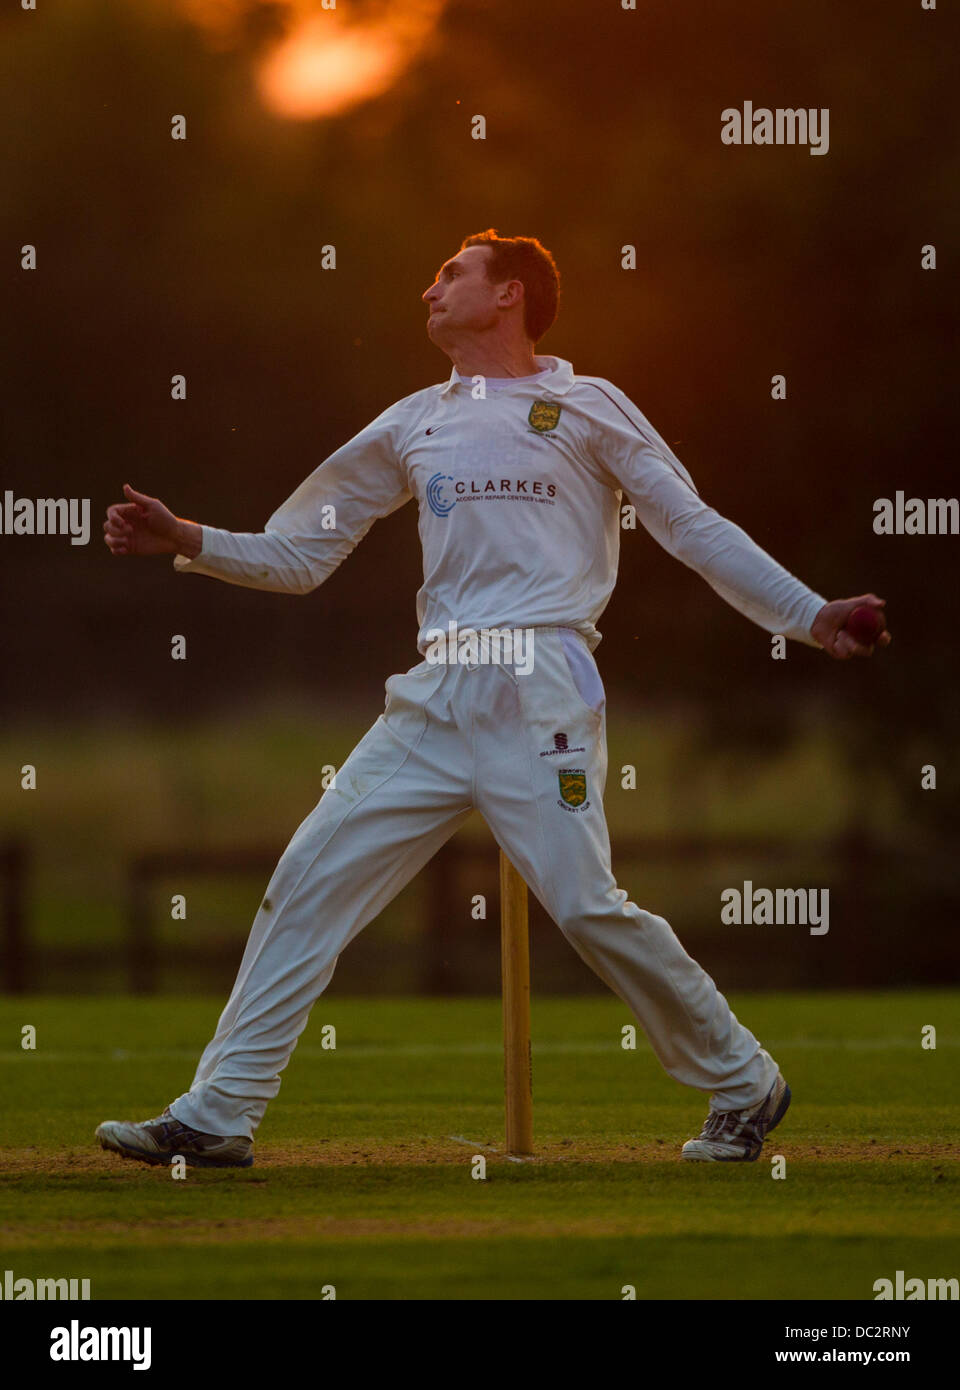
[700,1106,761,1143]
[701,1110,741,1139]
[154,1118,206,1146]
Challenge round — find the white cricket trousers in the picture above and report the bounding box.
[168,627,779,1140]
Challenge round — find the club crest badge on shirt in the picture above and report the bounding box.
[557,769,589,812]
[528,400,562,432]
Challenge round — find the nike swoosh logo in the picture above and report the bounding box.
[425,425,445,435]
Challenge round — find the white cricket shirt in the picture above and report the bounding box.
[173,355,826,651]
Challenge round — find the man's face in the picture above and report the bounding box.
[422,245,502,346]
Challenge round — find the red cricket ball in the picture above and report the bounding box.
[845,605,886,645]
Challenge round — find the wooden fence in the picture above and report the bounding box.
[4,828,956,993]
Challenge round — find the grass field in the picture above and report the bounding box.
[1,992,957,1300]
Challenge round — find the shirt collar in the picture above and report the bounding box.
[439,355,575,397]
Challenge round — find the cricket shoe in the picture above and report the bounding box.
[96,1109,253,1168]
[681,1072,791,1162]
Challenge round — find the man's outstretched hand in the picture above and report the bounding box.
[103,485,201,559]
[811,595,892,659]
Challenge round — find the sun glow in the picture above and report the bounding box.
[174,0,447,119]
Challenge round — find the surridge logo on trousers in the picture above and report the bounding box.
[557,768,589,811]
[540,731,586,758]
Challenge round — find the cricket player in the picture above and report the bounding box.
[98,230,890,1166]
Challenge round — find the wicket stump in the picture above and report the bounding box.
[499,849,533,1155]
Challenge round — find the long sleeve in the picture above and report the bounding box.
[172,402,413,594]
[586,381,827,646]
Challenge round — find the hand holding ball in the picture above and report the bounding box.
[844,605,887,647]
[812,596,890,659]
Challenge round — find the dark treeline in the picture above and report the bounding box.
[2,0,957,836]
